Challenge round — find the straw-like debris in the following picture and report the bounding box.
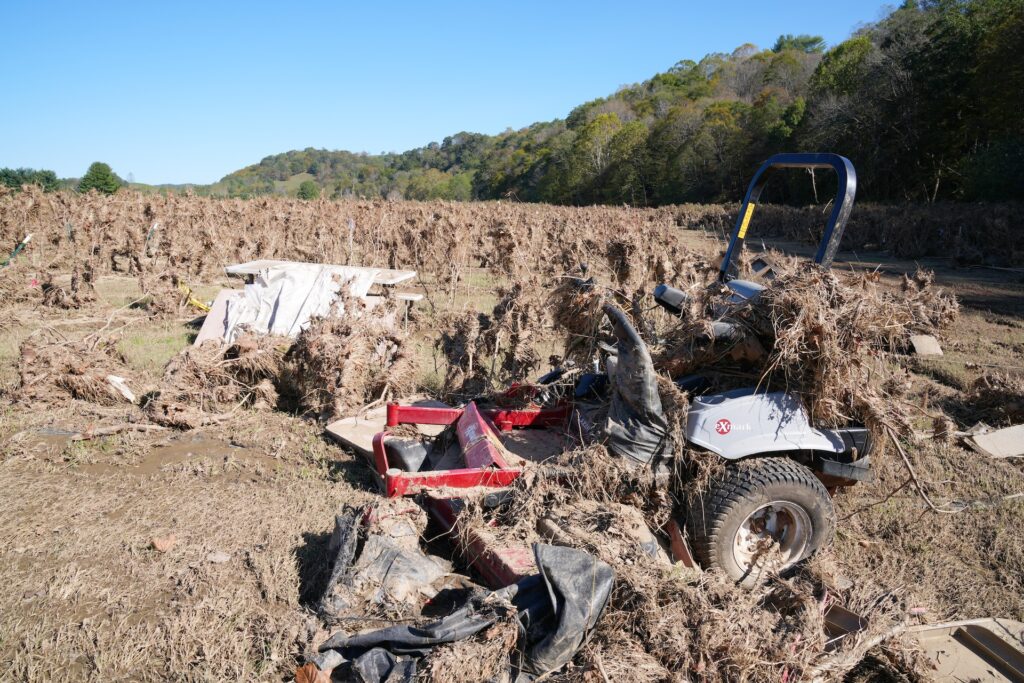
[652,266,958,440]
[485,278,549,381]
[41,263,97,309]
[145,334,288,428]
[455,447,913,682]
[436,309,490,398]
[17,332,136,406]
[139,270,187,318]
[966,371,1024,426]
[0,260,41,309]
[287,296,415,419]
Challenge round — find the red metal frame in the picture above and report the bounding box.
[372,400,568,498]
[424,493,536,588]
[385,402,568,432]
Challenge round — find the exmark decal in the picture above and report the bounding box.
[715,419,732,435]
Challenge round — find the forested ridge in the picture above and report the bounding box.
[7,0,1020,205]
[214,1,1021,204]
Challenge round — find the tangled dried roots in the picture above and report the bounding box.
[0,260,41,308]
[747,268,911,434]
[139,270,186,318]
[41,263,97,309]
[486,277,549,381]
[435,309,490,398]
[901,269,959,328]
[145,334,288,428]
[288,296,415,419]
[422,617,519,683]
[654,265,956,439]
[457,447,911,681]
[967,371,1024,426]
[18,333,135,406]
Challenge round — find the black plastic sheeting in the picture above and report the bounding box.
[602,303,669,466]
[315,544,614,682]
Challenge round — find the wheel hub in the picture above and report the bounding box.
[732,501,811,573]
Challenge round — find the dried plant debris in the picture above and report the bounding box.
[40,263,96,309]
[17,332,137,406]
[0,259,41,308]
[650,265,958,440]
[487,278,549,381]
[145,334,288,428]
[965,371,1024,426]
[450,447,917,682]
[435,309,490,398]
[138,270,188,318]
[287,295,415,419]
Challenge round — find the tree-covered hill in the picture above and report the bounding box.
[213,1,1020,204]
[8,1,1015,205]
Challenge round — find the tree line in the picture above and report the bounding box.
[6,0,1021,205]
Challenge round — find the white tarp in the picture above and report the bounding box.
[223,264,378,342]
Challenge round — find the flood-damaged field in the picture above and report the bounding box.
[1,189,1023,682]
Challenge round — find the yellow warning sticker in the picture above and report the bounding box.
[738,204,755,239]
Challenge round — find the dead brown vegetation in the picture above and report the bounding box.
[287,295,416,418]
[17,331,136,406]
[145,334,288,428]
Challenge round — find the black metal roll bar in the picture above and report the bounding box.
[718,152,857,282]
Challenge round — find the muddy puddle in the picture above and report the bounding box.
[25,429,281,478]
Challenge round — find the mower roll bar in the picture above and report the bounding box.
[718,153,857,282]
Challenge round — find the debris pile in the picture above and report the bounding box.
[308,505,614,683]
[317,500,454,623]
[436,310,489,398]
[650,265,959,441]
[139,270,188,318]
[17,332,137,406]
[0,259,41,308]
[967,371,1024,426]
[40,263,96,309]
[288,295,416,419]
[434,446,917,681]
[145,334,288,428]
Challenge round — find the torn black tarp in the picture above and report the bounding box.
[313,544,614,682]
[317,505,362,617]
[516,542,615,675]
[602,303,669,466]
[317,502,453,622]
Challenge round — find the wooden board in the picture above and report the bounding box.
[192,289,239,346]
[325,398,449,458]
[968,424,1024,458]
[224,260,416,286]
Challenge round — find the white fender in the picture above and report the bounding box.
[686,389,846,459]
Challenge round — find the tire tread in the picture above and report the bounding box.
[686,457,835,571]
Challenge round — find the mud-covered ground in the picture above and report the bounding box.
[0,215,1022,681]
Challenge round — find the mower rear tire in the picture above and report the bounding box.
[685,457,835,586]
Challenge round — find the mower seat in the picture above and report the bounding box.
[674,374,710,395]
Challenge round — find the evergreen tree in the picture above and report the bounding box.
[78,162,122,194]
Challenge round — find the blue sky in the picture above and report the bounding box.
[2,1,892,185]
